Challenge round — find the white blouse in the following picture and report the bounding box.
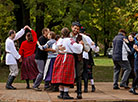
[81,34,99,59]
[81,34,93,59]
[53,38,83,63]
[54,38,83,54]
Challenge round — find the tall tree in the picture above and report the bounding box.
[36,1,45,37]
[11,0,30,45]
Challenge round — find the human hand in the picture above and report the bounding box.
[19,57,22,62]
[24,25,32,30]
[79,40,84,46]
[123,38,129,43]
[133,44,137,49]
[37,41,40,46]
[91,41,95,45]
[59,45,65,51]
[38,45,43,50]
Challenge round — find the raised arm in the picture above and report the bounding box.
[31,30,37,42]
[13,25,33,41]
[24,25,38,42]
[13,28,25,41]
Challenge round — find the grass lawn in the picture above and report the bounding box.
[0,57,114,82]
[93,57,114,82]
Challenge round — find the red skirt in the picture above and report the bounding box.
[51,54,75,85]
[21,54,39,80]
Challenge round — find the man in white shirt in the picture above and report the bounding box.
[70,22,90,99]
[80,27,97,93]
[5,26,27,89]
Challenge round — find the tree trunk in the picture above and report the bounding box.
[94,34,97,46]
[22,1,30,26]
[92,27,98,46]
[36,2,45,38]
[11,0,30,46]
[102,0,110,56]
[104,37,109,56]
[11,0,23,31]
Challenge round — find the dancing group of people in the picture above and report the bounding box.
[112,29,138,95]
[5,22,99,99]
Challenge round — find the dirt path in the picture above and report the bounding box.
[0,82,138,102]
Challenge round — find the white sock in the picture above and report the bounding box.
[64,87,69,92]
[91,79,94,85]
[59,87,64,91]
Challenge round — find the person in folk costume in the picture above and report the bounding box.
[51,27,84,99]
[70,22,90,99]
[37,31,58,91]
[19,26,39,89]
[48,35,61,92]
[5,26,28,89]
[80,26,97,92]
[129,34,138,94]
[33,28,50,91]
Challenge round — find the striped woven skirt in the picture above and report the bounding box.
[51,54,75,85]
[21,54,39,80]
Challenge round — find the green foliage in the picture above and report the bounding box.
[1,0,138,47]
[0,0,15,42]
[116,0,138,33]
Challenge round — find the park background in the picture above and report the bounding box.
[0,0,137,82]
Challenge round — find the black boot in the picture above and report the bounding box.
[84,78,88,93]
[45,85,54,91]
[129,88,138,95]
[44,81,50,90]
[26,79,30,89]
[57,91,64,99]
[51,85,59,92]
[91,85,96,92]
[63,92,74,99]
[33,78,36,83]
[77,82,82,99]
[70,84,74,88]
[6,76,16,90]
[126,79,129,86]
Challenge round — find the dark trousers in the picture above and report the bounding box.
[133,58,138,88]
[132,69,138,88]
[83,59,89,79]
[113,60,131,87]
[75,59,83,94]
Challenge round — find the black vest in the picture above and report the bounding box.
[74,34,83,61]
